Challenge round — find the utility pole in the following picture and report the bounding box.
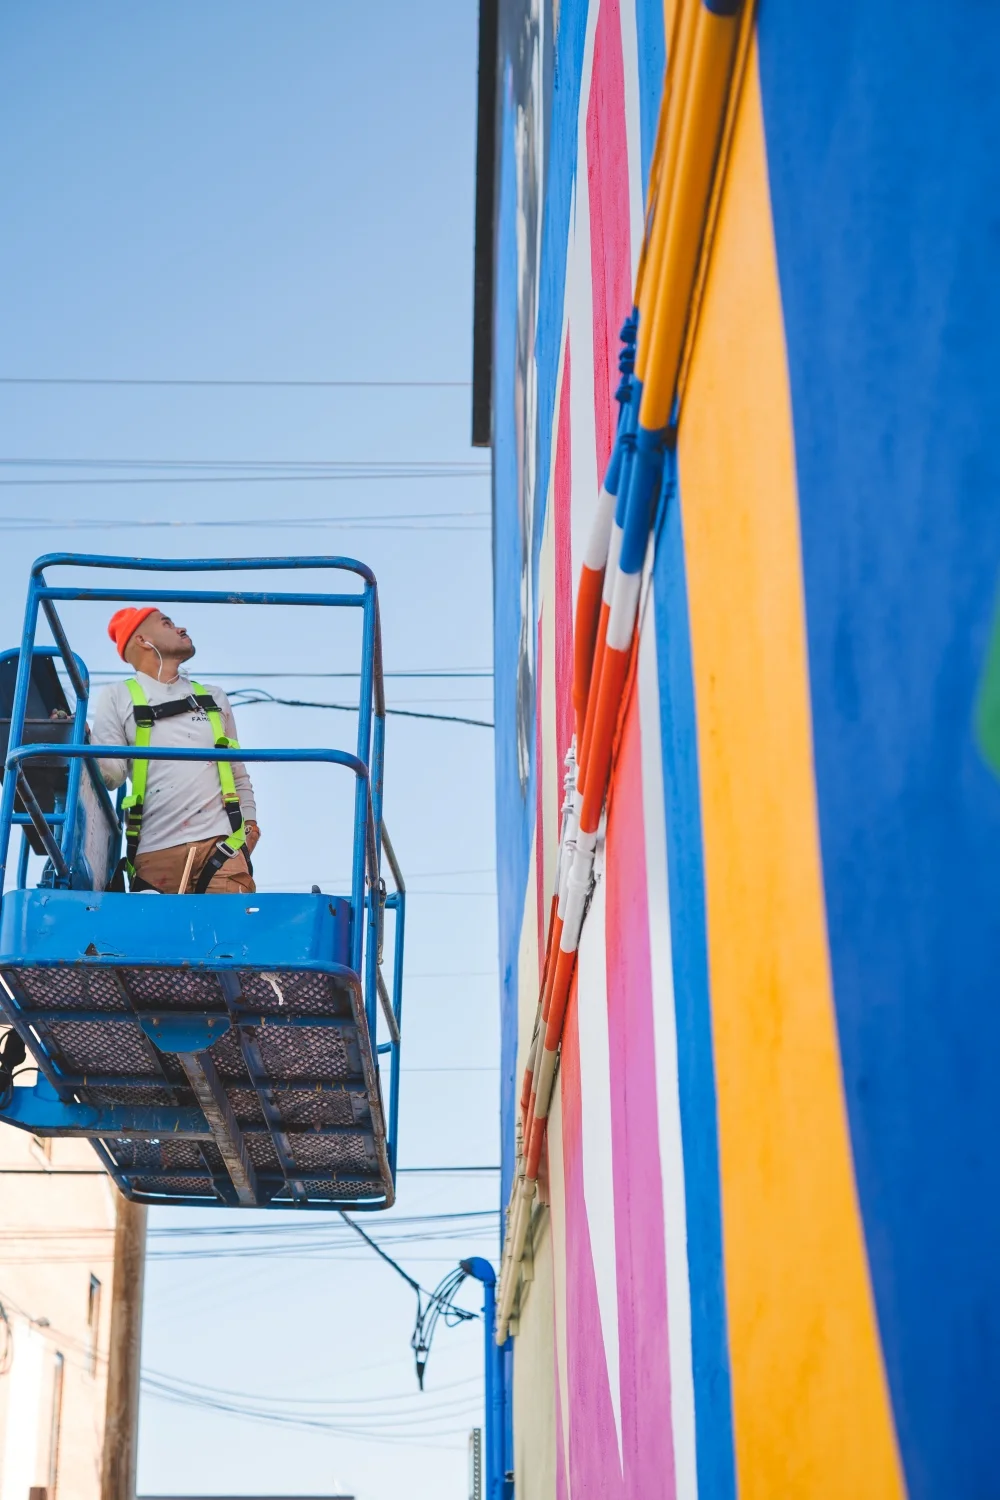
[100,1198,147,1500]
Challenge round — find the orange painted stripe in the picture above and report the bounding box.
[676,43,906,1500]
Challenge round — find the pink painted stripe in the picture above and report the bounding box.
[535,607,546,984]
[586,0,632,481]
[605,688,677,1499]
[561,977,626,1500]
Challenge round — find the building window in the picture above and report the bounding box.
[48,1352,65,1499]
[86,1275,101,1377]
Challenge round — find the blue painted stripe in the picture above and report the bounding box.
[651,457,736,1500]
[493,68,531,1218]
[531,2,590,578]
[635,0,666,191]
[758,2,1000,1493]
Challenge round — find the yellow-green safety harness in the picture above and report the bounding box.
[120,677,247,892]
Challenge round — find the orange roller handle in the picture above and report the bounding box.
[577,598,611,797]
[573,564,606,743]
[580,643,633,835]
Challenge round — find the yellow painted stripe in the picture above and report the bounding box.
[676,43,906,1499]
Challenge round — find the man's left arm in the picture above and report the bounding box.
[219,691,260,853]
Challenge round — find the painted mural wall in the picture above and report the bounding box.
[490,2,1000,1498]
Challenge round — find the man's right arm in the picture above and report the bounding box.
[91,685,130,790]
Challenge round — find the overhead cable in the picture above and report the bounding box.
[227,685,493,729]
[0,1163,499,1176]
[83,669,494,681]
[0,376,471,389]
[0,513,489,532]
[0,456,489,487]
[0,456,482,469]
[0,1209,499,1243]
[336,1213,477,1390]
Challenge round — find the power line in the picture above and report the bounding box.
[0,1283,477,1449]
[228,686,493,729]
[0,1169,108,1176]
[396,971,495,978]
[0,457,480,469]
[141,1378,476,1447]
[0,1164,500,1176]
[403,1066,499,1073]
[142,1369,479,1407]
[336,1213,478,1392]
[0,376,471,389]
[397,890,495,897]
[0,1228,500,1265]
[0,513,489,531]
[397,1166,499,1175]
[0,457,489,488]
[0,475,486,488]
[0,1210,499,1241]
[84,670,494,681]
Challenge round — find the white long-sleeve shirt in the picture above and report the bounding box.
[91,672,257,855]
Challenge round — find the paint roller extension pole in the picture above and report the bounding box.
[637,0,743,431]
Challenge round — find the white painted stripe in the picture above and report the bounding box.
[606,566,642,650]
[620,0,647,290]
[540,451,561,905]
[637,577,698,1499]
[567,130,600,594]
[576,851,623,1456]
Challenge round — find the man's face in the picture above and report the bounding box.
[135,611,196,661]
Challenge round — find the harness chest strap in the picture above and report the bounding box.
[120,678,247,889]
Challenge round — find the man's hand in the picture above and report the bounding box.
[245,821,261,855]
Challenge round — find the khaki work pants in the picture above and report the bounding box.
[134,836,255,895]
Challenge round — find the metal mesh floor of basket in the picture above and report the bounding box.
[0,891,393,1210]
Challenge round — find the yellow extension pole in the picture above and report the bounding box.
[635,0,699,329]
[637,2,742,429]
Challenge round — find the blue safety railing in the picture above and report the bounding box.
[0,554,406,1202]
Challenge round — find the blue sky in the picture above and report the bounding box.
[0,4,497,1497]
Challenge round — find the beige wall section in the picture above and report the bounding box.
[544,1079,570,1489]
[512,1209,557,1500]
[0,1121,117,1500]
[509,831,559,1500]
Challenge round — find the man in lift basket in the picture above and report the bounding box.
[93,606,261,895]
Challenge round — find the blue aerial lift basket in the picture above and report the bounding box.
[0,554,405,1211]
